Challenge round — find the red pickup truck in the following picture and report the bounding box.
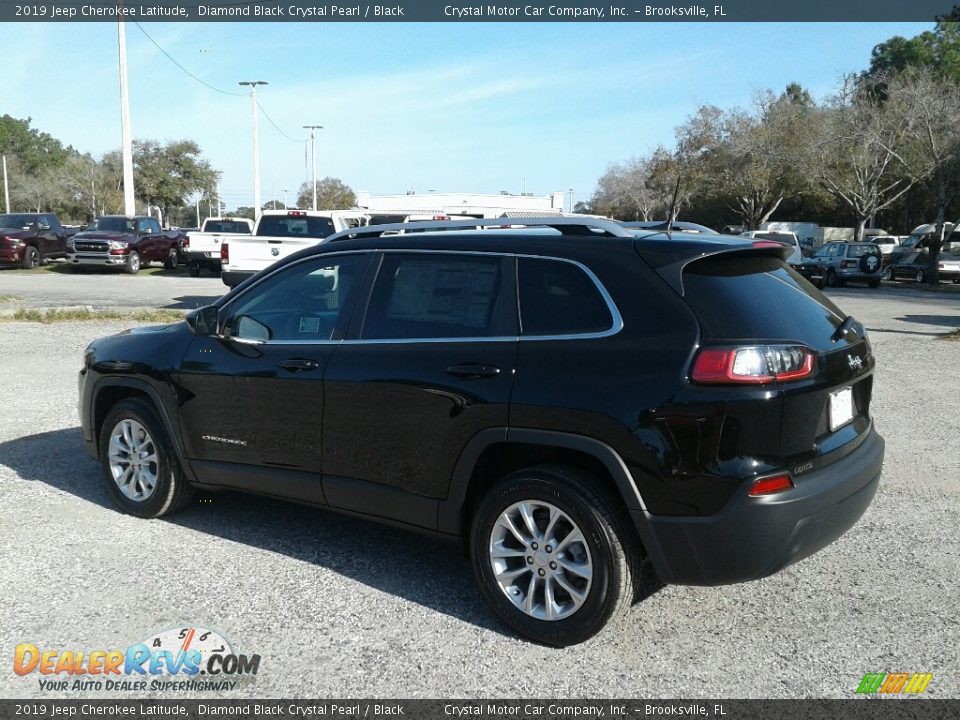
[67,216,181,274]
[0,213,69,269]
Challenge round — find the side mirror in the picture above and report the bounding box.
[188,305,220,336]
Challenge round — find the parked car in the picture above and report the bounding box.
[621,220,718,234]
[739,230,803,265]
[79,217,883,646]
[871,235,900,257]
[885,249,960,283]
[889,223,960,265]
[67,216,181,274]
[0,212,69,268]
[799,241,883,288]
[184,217,254,276]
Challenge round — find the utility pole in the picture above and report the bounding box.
[239,80,268,219]
[303,125,323,211]
[2,154,10,213]
[282,188,288,209]
[118,19,136,216]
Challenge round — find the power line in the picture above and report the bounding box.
[257,101,306,144]
[133,22,245,97]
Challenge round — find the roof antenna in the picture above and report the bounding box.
[666,176,681,237]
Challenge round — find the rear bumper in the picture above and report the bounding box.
[635,427,884,586]
[188,251,221,264]
[221,270,254,288]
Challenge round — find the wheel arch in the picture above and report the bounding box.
[439,428,648,538]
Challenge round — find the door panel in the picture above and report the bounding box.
[321,252,518,516]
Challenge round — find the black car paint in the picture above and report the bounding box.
[79,230,883,586]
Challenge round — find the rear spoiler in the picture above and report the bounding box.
[635,235,793,296]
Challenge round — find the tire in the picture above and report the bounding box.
[21,246,40,269]
[125,251,141,275]
[826,269,838,287]
[882,267,894,281]
[188,262,200,277]
[915,269,925,284]
[868,278,880,288]
[98,398,194,518]
[470,465,641,647]
[163,247,178,270]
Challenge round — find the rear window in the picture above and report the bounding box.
[256,215,336,238]
[205,220,250,234]
[683,256,849,350]
[518,258,613,336]
[847,245,880,258]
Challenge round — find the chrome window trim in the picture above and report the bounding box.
[221,248,624,346]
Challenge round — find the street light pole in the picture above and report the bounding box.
[303,125,323,211]
[117,19,136,216]
[239,80,268,219]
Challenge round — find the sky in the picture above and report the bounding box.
[1,21,931,211]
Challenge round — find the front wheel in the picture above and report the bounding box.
[826,269,838,287]
[125,250,141,275]
[471,465,640,647]
[882,266,894,281]
[21,246,40,269]
[98,399,194,518]
[915,269,925,284]
[868,278,880,288]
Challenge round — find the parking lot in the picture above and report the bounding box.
[0,272,958,698]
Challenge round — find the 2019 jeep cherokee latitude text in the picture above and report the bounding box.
[78,218,884,646]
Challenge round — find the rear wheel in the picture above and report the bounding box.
[163,247,178,270]
[21,246,40,269]
[98,399,194,518]
[188,262,201,277]
[125,251,141,275]
[882,266,894,281]
[471,465,640,647]
[826,269,838,287]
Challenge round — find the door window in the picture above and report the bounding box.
[224,254,367,342]
[361,253,507,340]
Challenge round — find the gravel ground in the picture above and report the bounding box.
[0,277,958,699]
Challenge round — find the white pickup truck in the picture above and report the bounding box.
[185,217,254,276]
[220,210,366,288]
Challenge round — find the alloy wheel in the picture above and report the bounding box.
[107,419,159,501]
[489,500,593,621]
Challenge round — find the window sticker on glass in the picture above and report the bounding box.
[299,317,321,334]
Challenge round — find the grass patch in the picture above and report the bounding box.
[3,307,185,324]
[0,294,21,303]
[941,329,960,341]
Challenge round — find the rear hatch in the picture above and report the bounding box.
[638,235,874,471]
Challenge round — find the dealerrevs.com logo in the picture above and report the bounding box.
[14,626,261,692]
[856,672,934,697]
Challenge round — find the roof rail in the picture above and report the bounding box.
[326,216,635,242]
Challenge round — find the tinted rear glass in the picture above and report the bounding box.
[847,245,880,258]
[684,256,849,350]
[205,221,250,234]
[256,216,336,238]
[519,258,612,336]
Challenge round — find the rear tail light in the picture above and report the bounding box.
[752,240,784,249]
[749,473,794,496]
[691,345,815,384]
[183,236,190,249]
[220,243,229,263]
[287,211,306,217]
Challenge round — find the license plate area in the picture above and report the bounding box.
[829,386,854,431]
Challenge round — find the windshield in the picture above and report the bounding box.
[89,217,134,233]
[0,214,38,230]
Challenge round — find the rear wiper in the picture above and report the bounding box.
[831,315,859,343]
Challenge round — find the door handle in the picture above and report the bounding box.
[278,358,320,372]
[446,363,501,379]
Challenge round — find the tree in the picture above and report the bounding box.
[296,177,355,210]
[887,67,960,282]
[866,21,960,85]
[591,157,656,220]
[262,200,286,210]
[133,139,218,225]
[808,75,918,241]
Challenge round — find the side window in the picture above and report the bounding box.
[224,254,367,342]
[362,253,506,340]
[518,258,613,336]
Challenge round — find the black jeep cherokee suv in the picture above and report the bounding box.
[78,218,884,646]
